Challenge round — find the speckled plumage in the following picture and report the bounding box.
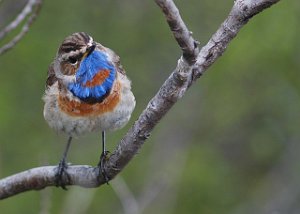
[43,32,135,137]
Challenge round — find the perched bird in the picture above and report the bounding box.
[43,32,135,187]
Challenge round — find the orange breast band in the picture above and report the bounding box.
[84,69,110,87]
[58,81,121,117]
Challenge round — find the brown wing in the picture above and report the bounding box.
[46,62,58,88]
[112,52,126,75]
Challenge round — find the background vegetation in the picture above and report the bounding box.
[0,0,299,213]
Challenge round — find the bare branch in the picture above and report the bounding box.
[0,0,42,55]
[0,165,106,199]
[154,0,199,64]
[193,0,281,78]
[105,0,281,183]
[0,0,281,199]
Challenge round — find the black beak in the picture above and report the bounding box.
[86,43,96,57]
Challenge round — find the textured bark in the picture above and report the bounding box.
[0,0,281,199]
[154,0,200,64]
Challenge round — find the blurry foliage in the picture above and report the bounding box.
[0,0,299,213]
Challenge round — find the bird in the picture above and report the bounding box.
[43,32,136,188]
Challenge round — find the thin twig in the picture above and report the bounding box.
[111,176,139,214]
[0,0,281,199]
[0,0,37,40]
[60,188,97,214]
[111,129,191,214]
[138,129,191,212]
[39,188,52,214]
[0,0,42,55]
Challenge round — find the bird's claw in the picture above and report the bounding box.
[55,160,70,190]
[97,151,110,184]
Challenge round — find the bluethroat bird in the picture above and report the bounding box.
[43,32,135,188]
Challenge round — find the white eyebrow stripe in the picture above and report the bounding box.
[87,37,93,47]
[60,47,87,61]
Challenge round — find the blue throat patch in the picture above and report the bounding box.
[68,50,116,102]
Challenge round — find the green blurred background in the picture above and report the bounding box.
[0,0,300,213]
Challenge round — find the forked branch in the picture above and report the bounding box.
[0,0,281,199]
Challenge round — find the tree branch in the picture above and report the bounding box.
[0,165,100,199]
[0,0,42,55]
[193,0,280,79]
[0,0,281,199]
[154,0,199,64]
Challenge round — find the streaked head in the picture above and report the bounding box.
[56,32,96,76]
[52,32,116,103]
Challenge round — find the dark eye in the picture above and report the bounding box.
[68,57,78,64]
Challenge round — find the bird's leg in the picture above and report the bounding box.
[97,131,110,184]
[55,136,72,190]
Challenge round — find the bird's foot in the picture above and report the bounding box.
[97,151,110,184]
[55,159,70,190]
